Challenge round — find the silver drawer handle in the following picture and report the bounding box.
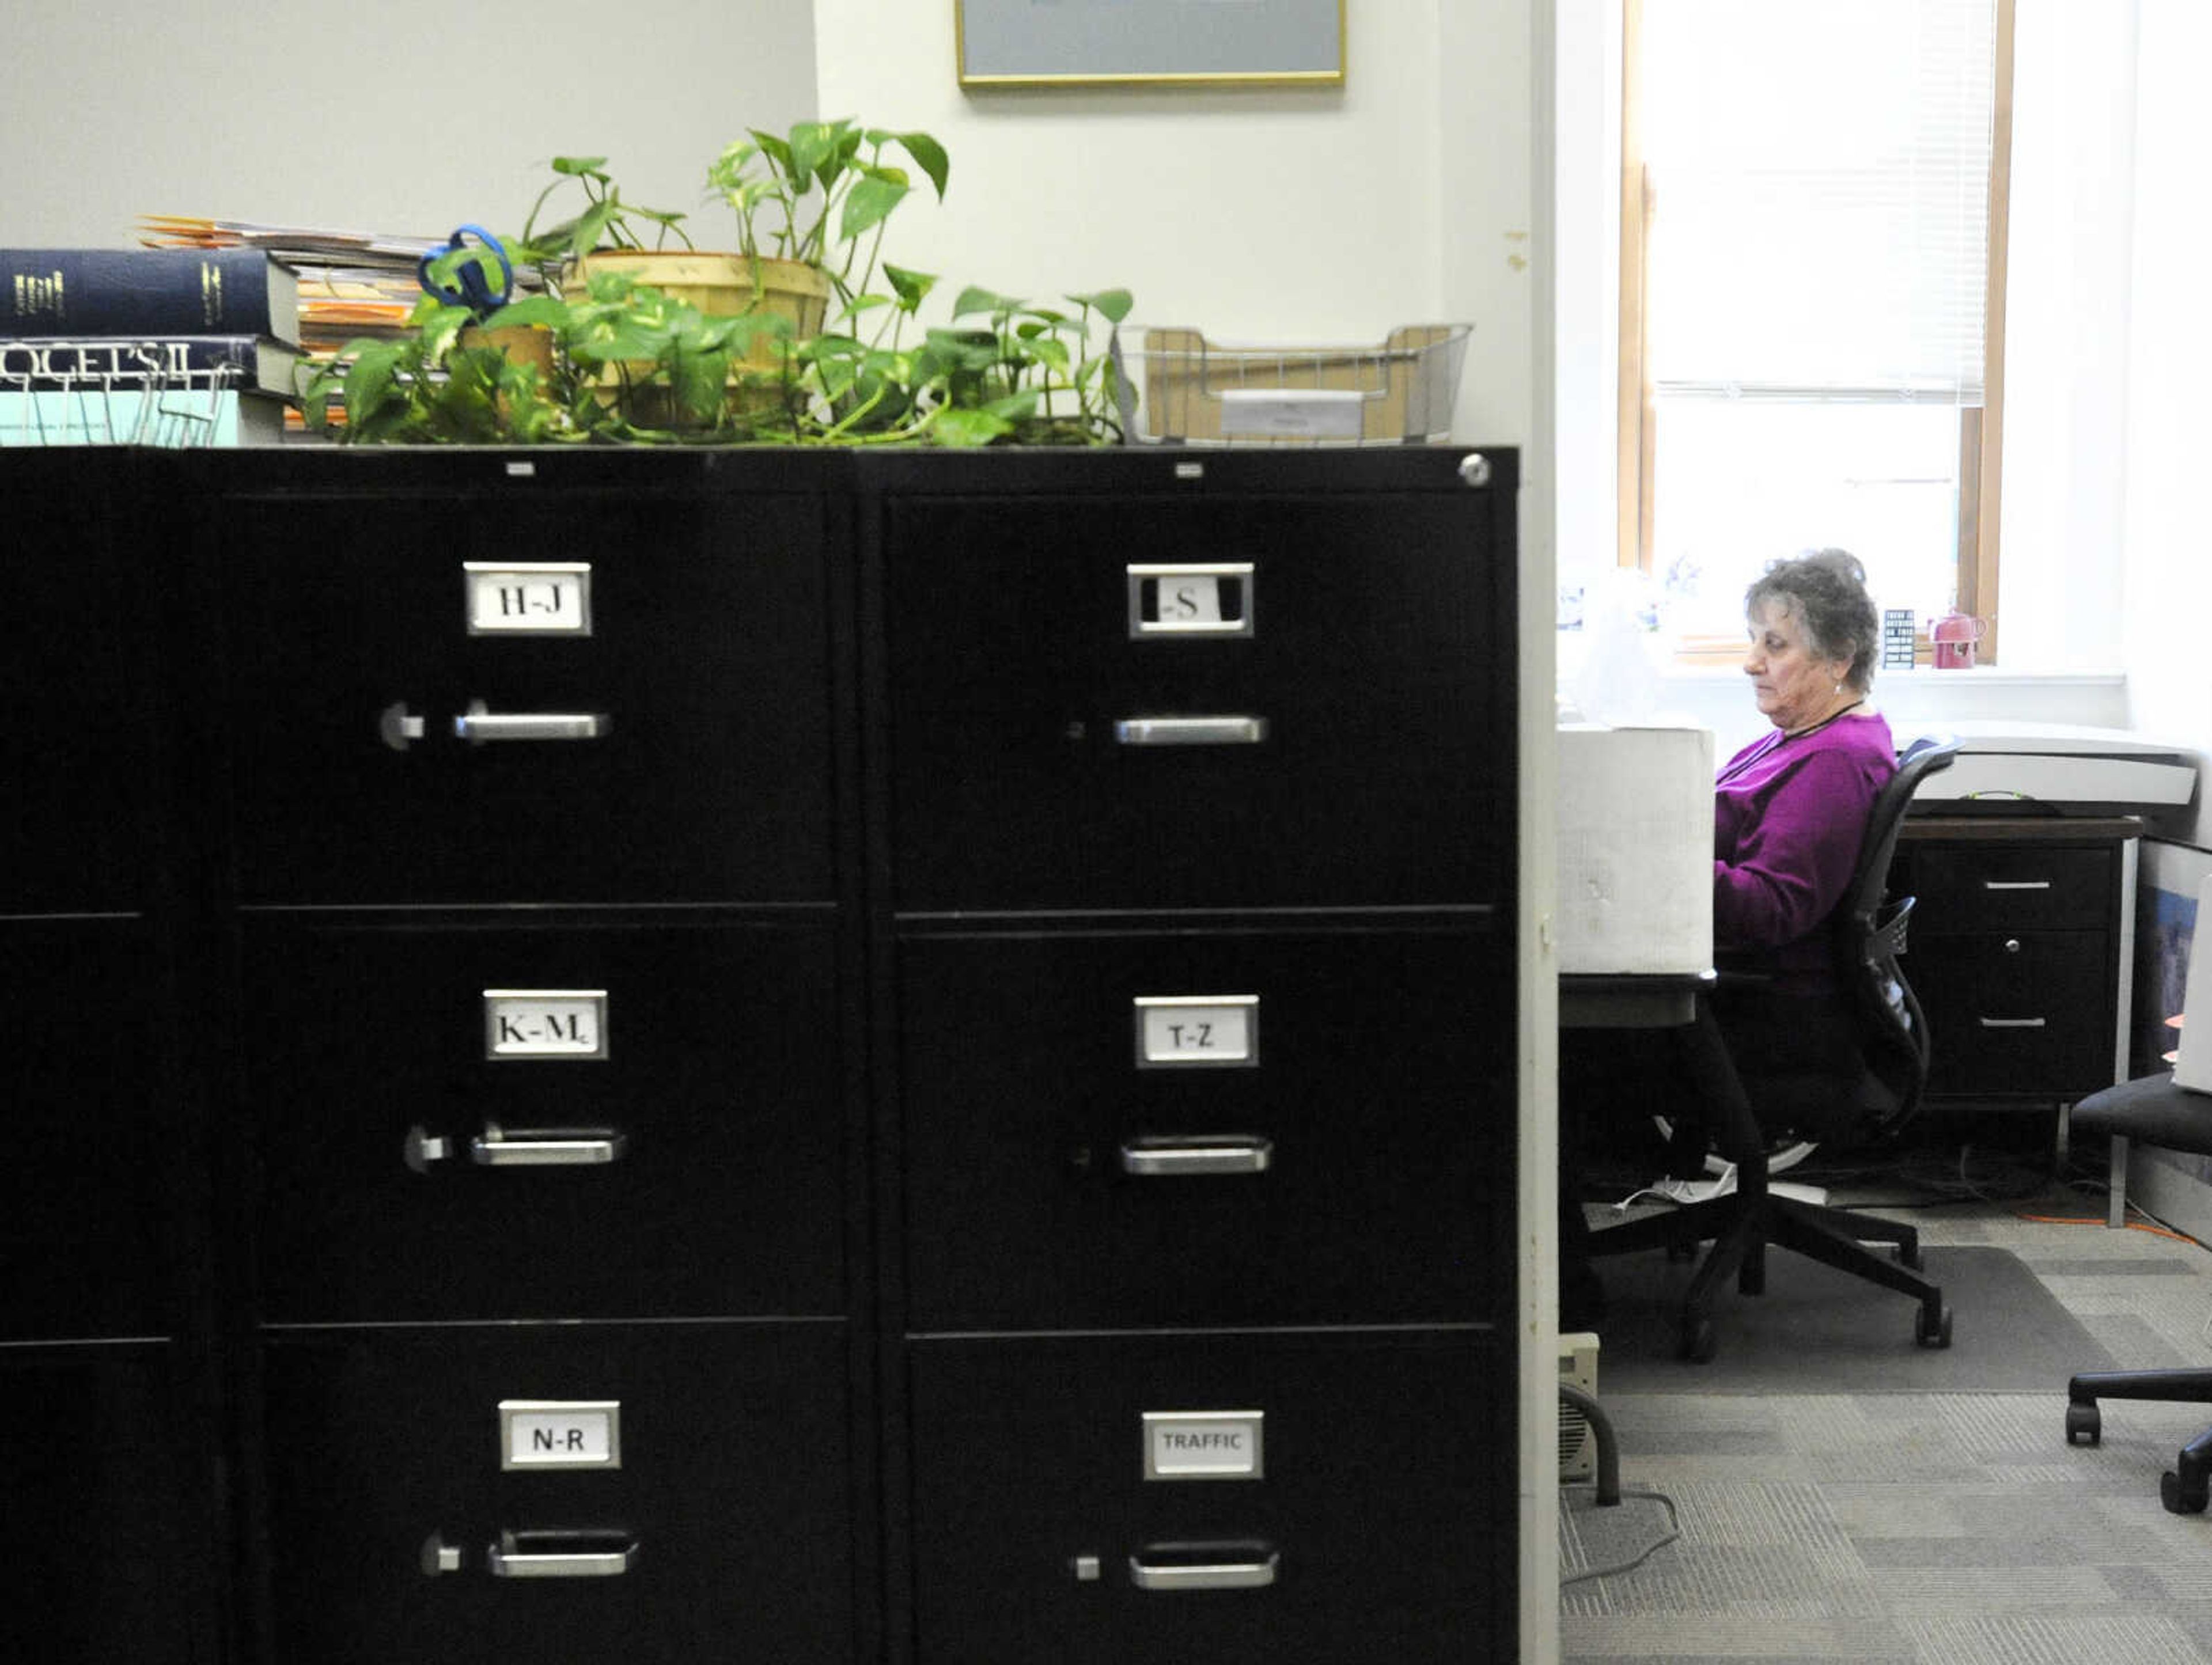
[471,1130,628,1166]
[1981,879,2052,891]
[1128,1547,1279,1592]
[487,1531,637,1579]
[454,700,609,745]
[1979,1017,2049,1029]
[1113,716,1268,747]
[1120,1136,1274,1177]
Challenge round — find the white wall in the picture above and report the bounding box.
[0,3,818,248]
[2120,0,2212,853]
[810,0,1535,452]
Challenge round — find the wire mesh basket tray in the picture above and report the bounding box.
[1110,323,1470,446]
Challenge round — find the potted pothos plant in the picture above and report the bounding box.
[301,119,1134,447]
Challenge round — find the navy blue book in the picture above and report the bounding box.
[1,248,300,344]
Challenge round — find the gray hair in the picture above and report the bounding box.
[1745,548,1880,693]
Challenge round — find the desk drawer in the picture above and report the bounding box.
[215,488,834,905]
[1899,845,2113,932]
[897,927,1509,1330]
[907,1329,1510,1665]
[262,1322,855,1665]
[1909,931,2114,1097]
[241,915,845,1322]
[882,494,1505,911]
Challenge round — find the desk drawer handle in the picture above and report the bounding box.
[471,1129,628,1166]
[487,1530,637,1579]
[1120,1136,1274,1177]
[1113,716,1268,747]
[1981,879,2052,891]
[1128,1543,1279,1592]
[1979,1017,2049,1029]
[454,700,609,745]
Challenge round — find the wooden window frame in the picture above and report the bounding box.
[1616,0,2016,666]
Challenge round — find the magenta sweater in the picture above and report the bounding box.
[1713,711,1896,991]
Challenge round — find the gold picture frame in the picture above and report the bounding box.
[956,0,1346,89]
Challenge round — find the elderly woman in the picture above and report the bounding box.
[1559,548,1896,1329]
[1709,548,1896,1089]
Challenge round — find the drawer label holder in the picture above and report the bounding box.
[1142,1409,1265,1481]
[1127,562,1255,639]
[484,989,609,1061]
[1134,995,1258,1069]
[499,1399,622,1470]
[465,562,593,636]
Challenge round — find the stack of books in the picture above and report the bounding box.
[1,246,305,446]
[137,217,551,432]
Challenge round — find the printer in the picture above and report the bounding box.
[1906,720,2199,818]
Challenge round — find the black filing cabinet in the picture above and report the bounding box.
[864,448,1520,1663]
[1891,817,2139,1104]
[204,452,868,1665]
[0,452,218,1662]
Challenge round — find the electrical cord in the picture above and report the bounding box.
[1559,1484,1682,1586]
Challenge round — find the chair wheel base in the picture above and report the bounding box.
[1915,1303,1953,1348]
[2065,1402,2101,1446]
[2162,1469,2209,1515]
[1679,1316,1717,1364]
[1893,1242,1923,1272]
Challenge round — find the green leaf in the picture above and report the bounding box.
[551,155,609,178]
[787,122,836,184]
[952,286,1021,320]
[883,263,938,310]
[840,175,909,242]
[1027,338,1072,377]
[931,407,1014,447]
[892,131,950,199]
[668,344,730,423]
[1070,288,1135,324]
[483,295,568,331]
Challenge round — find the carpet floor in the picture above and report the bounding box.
[1562,1167,2212,1664]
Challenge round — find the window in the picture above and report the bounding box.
[1619,0,2013,661]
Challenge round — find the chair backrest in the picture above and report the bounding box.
[1832,732,1963,1139]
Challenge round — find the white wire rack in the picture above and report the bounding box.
[0,338,272,447]
[1111,323,1471,446]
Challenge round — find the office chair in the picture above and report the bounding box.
[2061,997,2212,1510]
[1585,733,1964,1363]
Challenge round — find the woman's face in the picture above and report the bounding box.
[1744,597,1851,733]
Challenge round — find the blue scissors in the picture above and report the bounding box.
[417,224,513,321]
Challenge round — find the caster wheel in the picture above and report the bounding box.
[1915,1303,1953,1348]
[1680,1317,1717,1364]
[2065,1402,2101,1446]
[1665,1241,1695,1264]
[1893,1242,1923,1272]
[2161,1470,2209,1515]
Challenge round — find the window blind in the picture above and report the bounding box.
[1642,0,1998,405]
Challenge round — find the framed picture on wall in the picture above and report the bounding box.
[955,0,1346,89]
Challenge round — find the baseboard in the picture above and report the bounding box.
[2128,1143,2212,1242]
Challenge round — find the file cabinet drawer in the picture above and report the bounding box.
[897,926,1510,1330]
[2,919,171,1340]
[262,1322,856,1665]
[907,1329,1512,1665]
[0,453,154,913]
[215,485,834,905]
[242,915,846,1322]
[1897,844,2114,932]
[1,1344,203,1665]
[881,492,1507,911]
[1908,931,2115,1097]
